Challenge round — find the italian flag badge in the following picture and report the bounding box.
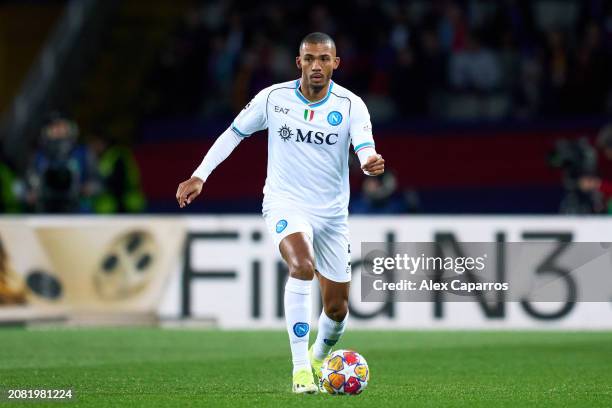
[303,109,314,121]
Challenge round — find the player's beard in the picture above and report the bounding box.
[310,84,325,94]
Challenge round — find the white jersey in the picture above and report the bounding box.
[231,79,375,217]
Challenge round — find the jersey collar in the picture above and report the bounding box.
[294,79,334,108]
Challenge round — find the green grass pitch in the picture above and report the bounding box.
[1,329,611,407]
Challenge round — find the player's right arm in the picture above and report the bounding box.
[176,89,269,208]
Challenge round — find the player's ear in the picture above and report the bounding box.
[296,56,302,69]
[333,57,340,70]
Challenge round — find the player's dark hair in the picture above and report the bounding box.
[299,32,336,51]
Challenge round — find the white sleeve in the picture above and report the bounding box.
[231,88,269,137]
[191,88,270,182]
[350,97,377,173]
[191,127,243,182]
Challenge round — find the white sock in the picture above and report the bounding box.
[284,277,313,373]
[312,310,348,360]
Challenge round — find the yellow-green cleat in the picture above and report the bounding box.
[292,367,318,394]
[309,345,325,382]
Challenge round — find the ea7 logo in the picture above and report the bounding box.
[274,106,289,114]
[296,129,338,145]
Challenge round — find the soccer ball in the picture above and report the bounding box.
[319,349,369,395]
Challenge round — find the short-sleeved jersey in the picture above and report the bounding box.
[232,79,375,217]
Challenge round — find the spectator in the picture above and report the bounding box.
[449,31,501,92]
[567,21,610,114]
[90,132,146,214]
[24,113,99,213]
[541,29,570,115]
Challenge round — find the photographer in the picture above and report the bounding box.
[89,131,146,214]
[578,124,612,214]
[24,113,99,213]
[550,136,598,214]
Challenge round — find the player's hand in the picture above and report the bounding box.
[362,154,385,176]
[176,177,204,208]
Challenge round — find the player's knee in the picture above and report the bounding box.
[324,299,348,322]
[288,258,315,280]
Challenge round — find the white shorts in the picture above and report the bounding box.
[263,207,351,283]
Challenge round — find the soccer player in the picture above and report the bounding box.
[176,32,384,393]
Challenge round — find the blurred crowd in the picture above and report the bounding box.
[0,113,145,214]
[145,0,612,121]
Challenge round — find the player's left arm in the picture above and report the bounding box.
[350,97,384,176]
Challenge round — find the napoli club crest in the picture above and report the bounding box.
[327,111,343,126]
